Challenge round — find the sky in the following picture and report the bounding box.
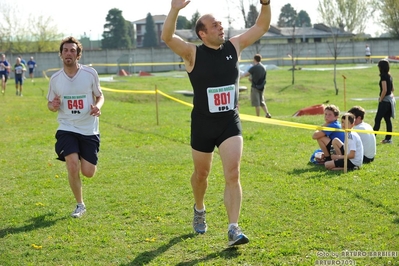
[14,0,382,39]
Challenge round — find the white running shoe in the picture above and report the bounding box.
[228,225,249,246]
[71,204,86,218]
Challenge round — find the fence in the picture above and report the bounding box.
[12,39,399,77]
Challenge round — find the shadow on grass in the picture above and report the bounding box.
[175,247,241,266]
[102,119,189,147]
[123,233,196,266]
[338,186,399,223]
[288,163,344,176]
[0,212,66,238]
[278,84,293,93]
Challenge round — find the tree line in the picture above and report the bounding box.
[0,0,397,53]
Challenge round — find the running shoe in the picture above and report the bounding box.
[71,204,86,218]
[193,204,207,234]
[381,139,392,144]
[266,113,272,118]
[228,225,249,246]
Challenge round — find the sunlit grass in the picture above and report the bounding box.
[0,66,398,265]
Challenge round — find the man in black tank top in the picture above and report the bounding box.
[162,0,271,246]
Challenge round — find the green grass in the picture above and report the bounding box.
[1,65,399,266]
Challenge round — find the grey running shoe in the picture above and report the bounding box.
[71,204,86,218]
[193,204,207,234]
[228,225,249,246]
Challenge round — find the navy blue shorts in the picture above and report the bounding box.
[190,110,242,153]
[1,73,8,82]
[55,130,100,165]
[15,75,23,85]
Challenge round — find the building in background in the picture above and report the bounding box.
[132,15,167,48]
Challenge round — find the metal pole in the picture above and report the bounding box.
[342,75,347,111]
[155,85,159,126]
[344,115,348,173]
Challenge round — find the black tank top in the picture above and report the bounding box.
[188,41,239,117]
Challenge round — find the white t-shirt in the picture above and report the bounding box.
[365,46,371,56]
[47,64,102,135]
[347,131,364,167]
[354,122,376,159]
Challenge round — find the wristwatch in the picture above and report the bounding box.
[260,0,270,5]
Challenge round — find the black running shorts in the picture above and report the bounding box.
[55,130,100,165]
[190,110,242,153]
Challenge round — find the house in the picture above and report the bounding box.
[132,14,167,48]
[173,24,353,45]
[132,14,354,48]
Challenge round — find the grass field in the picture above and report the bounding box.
[1,64,399,266]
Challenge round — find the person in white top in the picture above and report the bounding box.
[365,44,371,63]
[47,36,104,218]
[325,113,364,170]
[348,106,376,163]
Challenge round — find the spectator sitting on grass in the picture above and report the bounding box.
[325,113,364,171]
[312,104,345,161]
[348,106,376,163]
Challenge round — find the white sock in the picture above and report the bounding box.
[195,205,205,213]
[229,223,238,230]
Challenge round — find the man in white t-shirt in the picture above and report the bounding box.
[348,106,376,163]
[47,37,104,218]
[325,113,364,170]
[365,44,371,63]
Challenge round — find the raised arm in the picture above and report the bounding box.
[230,1,271,54]
[161,0,196,71]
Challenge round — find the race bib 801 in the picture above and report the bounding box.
[207,84,236,113]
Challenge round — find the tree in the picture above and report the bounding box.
[143,13,158,48]
[277,4,297,27]
[318,0,369,95]
[277,4,312,28]
[377,0,399,38]
[30,15,63,52]
[0,3,61,53]
[189,10,201,30]
[246,4,259,28]
[237,0,257,28]
[127,21,136,48]
[296,11,312,27]
[102,8,132,49]
[317,0,373,34]
[240,0,250,28]
[286,24,306,85]
[177,16,190,29]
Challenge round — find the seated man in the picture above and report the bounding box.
[348,106,376,163]
[325,113,364,170]
[312,104,345,161]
